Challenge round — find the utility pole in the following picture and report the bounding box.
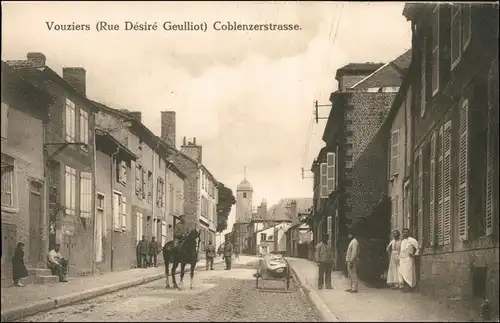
[273,208,277,253]
[314,100,331,123]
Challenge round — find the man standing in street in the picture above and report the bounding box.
[223,237,233,270]
[47,244,68,282]
[205,240,216,271]
[315,234,334,289]
[148,236,160,267]
[399,228,420,293]
[137,235,149,268]
[345,231,360,293]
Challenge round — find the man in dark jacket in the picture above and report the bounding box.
[205,240,216,271]
[148,236,160,267]
[137,236,149,268]
[223,238,233,270]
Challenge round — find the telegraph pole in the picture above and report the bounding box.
[314,100,331,123]
[273,208,277,253]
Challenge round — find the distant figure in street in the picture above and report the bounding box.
[217,243,224,258]
[223,238,233,270]
[315,234,334,289]
[399,228,420,293]
[47,244,68,282]
[137,236,149,268]
[12,242,28,287]
[386,230,403,289]
[345,231,360,293]
[149,236,160,267]
[205,240,216,271]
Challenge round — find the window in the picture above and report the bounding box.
[147,171,153,202]
[136,212,143,241]
[326,152,336,193]
[96,193,105,210]
[485,63,498,236]
[121,196,127,230]
[268,235,273,241]
[64,165,77,215]
[65,98,76,142]
[1,102,8,139]
[421,37,427,117]
[458,99,469,241]
[1,154,14,208]
[80,172,92,219]
[113,192,122,231]
[391,130,400,175]
[429,132,437,247]
[79,109,89,151]
[243,192,247,198]
[431,5,440,96]
[261,233,267,241]
[320,163,328,198]
[451,4,462,70]
[462,4,471,51]
[156,177,164,207]
[442,121,452,245]
[168,184,174,214]
[117,161,127,185]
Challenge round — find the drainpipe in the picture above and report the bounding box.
[110,147,120,272]
[152,140,160,239]
[91,128,97,275]
[41,119,49,268]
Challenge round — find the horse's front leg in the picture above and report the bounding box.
[172,261,179,289]
[180,262,187,288]
[190,261,196,289]
[165,257,170,289]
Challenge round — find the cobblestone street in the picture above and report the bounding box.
[19,261,320,322]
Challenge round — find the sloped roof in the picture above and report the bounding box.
[266,198,313,222]
[335,62,385,80]
[237,179,253,191]
[352,49,412,90]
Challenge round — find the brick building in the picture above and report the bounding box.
[1,61,52,286]
[310,55,410,275]
[403,3,499,314]
[7,53,99,277]
[160,112,219,251]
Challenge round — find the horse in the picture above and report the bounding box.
[162,229,200,290]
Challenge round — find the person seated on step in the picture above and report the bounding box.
[47,244,68,282]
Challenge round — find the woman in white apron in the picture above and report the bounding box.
[386,230,403,289]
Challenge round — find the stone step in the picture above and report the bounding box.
[28,268,52,277]
[34,275,59,284]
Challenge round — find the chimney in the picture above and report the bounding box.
[26,52,46,68]
[291,200,298,225]
[261,200,267,213]
[183,136,187,146]
[161,111,176,147]
[181,137,203,163]
[62,67,86,95]
[129,111,142,123]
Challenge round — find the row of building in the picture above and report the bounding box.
[227,176,313,257]
[1,53,220,285]
[308,2,498,313]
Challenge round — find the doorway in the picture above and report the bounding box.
[29,180,43,266]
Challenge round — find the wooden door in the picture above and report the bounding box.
[29,181,43,266]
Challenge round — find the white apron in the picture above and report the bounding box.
[386,239,402,285]
[398,237,419,287]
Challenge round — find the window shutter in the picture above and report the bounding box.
[451,5,462,69]
[431,5,440,94]
[391,130,400,175]
[120,161,127,183]
[122,196,127,229]
[135,164,141,193]
[156,178,161,206]
[388,137,392,180]
[429,132,437,247]
[485,67,495,236]
[1,102,8,139]
[114,194,121,230]
[443,121,452,245]
[420,39,427,117]
[417,149,424,245]
[320,163,328,198]
[437,127,444,245]
[326,152,335,193]
[458,99,469,241]
[461,4,471,50]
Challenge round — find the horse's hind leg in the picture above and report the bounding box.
[164,256,170,289]
[180,262,187,288]
[172,261,179,289]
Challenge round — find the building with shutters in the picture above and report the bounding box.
[6,53,99,277]
[310,56,409,274]
[403,3,499,313]
[1,61,53,286]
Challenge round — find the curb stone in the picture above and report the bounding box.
[1,259,224,322]
[288,264,340,322]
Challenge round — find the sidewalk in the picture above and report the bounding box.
[1,258,225,322]
[287,257,485,322]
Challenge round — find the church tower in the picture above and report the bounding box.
[236,168,253,224]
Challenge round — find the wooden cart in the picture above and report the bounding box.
[254,254,291,291]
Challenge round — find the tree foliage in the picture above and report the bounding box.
[216,182,236,232]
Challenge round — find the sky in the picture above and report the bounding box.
[1,1,411,234]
